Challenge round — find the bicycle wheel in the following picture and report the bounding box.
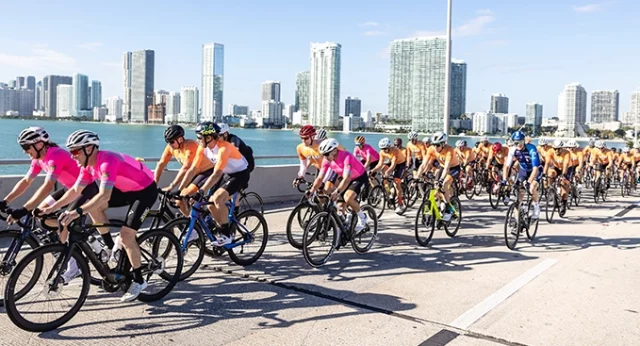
[474,170,485,196]
[368,185,386,219]
[0,230,41,308]
[463,176,475,200]
[302,211,337,268]
[406,179,420,207]
[137,229,183,302]
[227,209,269,266]
[350,205,378,254]
[414,198,436,246]
[444,197,462,237]
[239,191,265,215]
[504,203,520,250]
[4,244,90,332]
[545,187,556,223]
[572,184,581,207]
[286,202,319,250]
[161,218,205,281]
[600,179,608,202]
[526,200,539,241]
[489,182,500,209]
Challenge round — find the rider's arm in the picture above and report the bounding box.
[386,152,398,173]
[3,161,40,204]
[297,145,309,178]
[178,146,204,191]
[154,145,172,183]
[417,155,434,177]
[335,155,353,193]
[47,171,92,212]
[23,158,66,210]
[503,147,516,181]
[562,152,570,176]
[169,146,196,190]
[528,145,541,184]
[199,146,230,193]
[310,163,328,193]
[363,148,372,169]
[371,153,385,173]
[485,150,494,170]
[439,149,452,181]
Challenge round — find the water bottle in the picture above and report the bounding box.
[109,235,122,264]
[87,235,103,256]
[204,215,216,230]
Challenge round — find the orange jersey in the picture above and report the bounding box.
[159,139,214,173]
[406,141,427,160]
[455,147,476,164]
[548,149,571,169]
[488,147,509,165]
[380,147,406,165]
[194,140,248,174]
[296,142,324,169]
[617,153,634,165]
[570,150,583,167]
[436,145,461,167]
[477,143,492,159]
[590,148,613,165]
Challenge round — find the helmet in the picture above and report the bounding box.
[422,137,431,144]
[66,130,100,149]
[17,126,49,145]
[593,140,603,148]
[623,147,630,153]
[511,131,525,142]
[431,131,447,145]
[318,138,339,155]
[480,136,489,142]
[538,138,548,145]
[195,121,219,136]
[455,140,466,148]
[378,137,392,149]
[492,142,502,153]
[565,140,576,148]
[407,131,419,140]
[299,125,316,138]
[603,142,608,149]
[315,128,328,141]
[355,135,365,144]
[611,147,617,153]
[163,125,184,142]
[218,123,230,134]
[552,139,564,149]
[588,138,595,146]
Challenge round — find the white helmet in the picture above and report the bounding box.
[315,128,328,141]
[378,137,392,149]
[623,147,630,153]
[595,140,604,149]
[552,139,564,149]
[480,136,489,142]
[407,131,419,140]
[218,123,230,134]
[422,137,431,144]
[455,140,466,148]
[431,131,447,145]
[538,138,548,145]
[66,130,100,149]
[318,138,339,155]
[17,126,49,145]
[565,140,576,148]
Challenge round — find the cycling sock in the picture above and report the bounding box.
[357,210,366,220]
[219,224,231,237]
[132,268,144,284]
[101,233,115,249]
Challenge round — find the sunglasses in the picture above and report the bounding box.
[166,138,177,144]
[20,144,31,151]
[69,147,83,155]
[434,144,442,148]
[355,143,363,146]
[196,135,204,140]
[301,136,311,141]
[514,141,523,146]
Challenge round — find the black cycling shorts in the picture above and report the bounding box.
[190,167,214,188]
[413,159,423,171]
[346,173,368,195]
[491,158,504,171]
[221,169,251,196]
[393,162,407,179]
[50,182,99,211]
[596,163,609,172]
[107,183,158,230]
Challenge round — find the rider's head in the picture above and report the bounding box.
[195,121,220,148]
[408,131,419,144]
[431,132,447,152]
[319,138,340,162]
[18,126,53,160]
[510,131,526,150]
[66,130,100,167]
[299,125,316,147]
[164,125,185,149]
[394,138,403,148]
[354,135,365,147]
[378,137,392,152]
[217,123,230,141]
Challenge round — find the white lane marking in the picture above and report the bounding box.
[449,258,558,330]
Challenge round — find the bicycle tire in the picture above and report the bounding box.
[138,229,183,302]
[406,179,420,207]
[545,187,556,223]
[368,185,386,219]
[489,182,500,210]
[161,218,205,281]
[351,205,378,254]
[286,202,319,250]
[504,203,520,250]
[444,197,462,237]
[227,209,269,266]
[4,243,90,332]
[414,199,436,247]
[239,191,265,215]
[526,200,539,241]
[0,230,41,308]
[302,211,337,268]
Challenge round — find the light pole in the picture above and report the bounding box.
[443,0,453,135]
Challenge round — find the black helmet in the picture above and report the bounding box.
[164,125,184,142]
[195,121,220,137]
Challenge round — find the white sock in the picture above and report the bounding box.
[357,211,366,220]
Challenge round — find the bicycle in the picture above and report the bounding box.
[161,191,268,281]
[544,175,565,222]
[302,195,378,267]
[237,189,265,215]
[503,180,540,250]
[414,185,462,247]
[457,165,475,200]
[382,176,409,215]
[4,216,183,332]
[359,173,386,219]
[286,178,323,249]
[593,169,610,203]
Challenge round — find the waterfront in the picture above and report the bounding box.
[0,118,626,174]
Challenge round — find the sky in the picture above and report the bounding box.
[0,0,638,120]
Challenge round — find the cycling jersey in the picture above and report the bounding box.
[589,148,612,165]
[196,140,249,174]
[617,153,634,165]
[353,143,380,162]
[320,150,366,180]
[227,134,255,172]
[380,147,406,165]
[489,147,509,165]
[436,145,460,168]
[536,145,550,162]
[159,139,213,173]
[297,142,324,170]
[548,149,572,170]
[75,151,155,192]
[406,141,427,161]
[27,146,80,189]
[455,147,476,164]
[477,143,492,158]
[570,151,583,167]
[505,144,541,171]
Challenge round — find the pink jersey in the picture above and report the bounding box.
[75,151,154,192]
[321,150,366,180]
[354,143,380,162]
[27,146,80,189]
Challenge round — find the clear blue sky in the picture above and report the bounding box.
[0,0,638,120]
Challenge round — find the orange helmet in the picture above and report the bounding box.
[492,142,502,153]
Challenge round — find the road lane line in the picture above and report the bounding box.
[449,258,558,330]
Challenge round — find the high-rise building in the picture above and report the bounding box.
[632,91,640,121]
[345,97,361,117]
[93,106,108,121]
[56,84,73,117]
[525,103,543,135]
[0,87,17,115]
[229,104,249,116]
[129,50,155,123]
[201,43,224,122]
[91,80,102,108]
[71,73,89,117]
[558,83,587,137]
[262,81,281,102]
[148,92,166,124]
[155,90,169,104]
[295,71,310,115]
[309,42,341,128]
[35,81,42,110]
[16,89,35,115]
[450,60,467,119]
[179,86,199,123]
[490,94,509,114]
[622,111,636,126]
[166,92,181,120]
[106,96,123,122]
[472,112,495,135]
[15,77,25,89]
[26,76,35,90]
[590,90,619,123]
[283,104,295,122]
[44,75,72,118]
[8,80,16,89]
[261,100,284,126]
[123,52,132,121]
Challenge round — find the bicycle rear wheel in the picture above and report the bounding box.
[138,229,183,302]
[526,200,539,241]
[227,209,269,266]
[444,197,462,237]
[4,244,90,332]
[162,218,205,281]
[368,185,386,219]
[489,182,500,209]
[351,205,378,254]
[0,230,40,307]
[504,203,520,250]
[302,212,337,268]
[286,202,319,250]
[414,199,436,246]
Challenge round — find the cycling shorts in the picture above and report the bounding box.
[392,162,407,179]
[346,173,368,195]
[517,166,542,183]
[220,169,251,196]
[48,182,99,211]
[491,158,504,171]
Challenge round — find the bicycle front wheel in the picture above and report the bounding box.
[504,203,520,250]
[0,230,41,307]
[414,199,435,247]
[138,228,183,302]
[162,218,205,281]
[368,185,386,219]
[286,202,319,250]
[351,205,378,254]
[227,209,269,266]
[4,244,90,332]
[444,197,462,237]
[302,212,337,268]
[545,187,556,223]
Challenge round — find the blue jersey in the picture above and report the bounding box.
[506,144,540,170]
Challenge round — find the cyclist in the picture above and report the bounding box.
[189,122,250,247]
[589,140,613,188]
[567,140,584,190]
[308,138,369,231]
[503,131,542,219]
[486,142,509,193]
[406,131,426,175]
[293,125,336,190]
[476,136,492,164]
[371,137,407,214]
[156,125,214,216]
[353,135,380,171]
[455,140,475,190]
[218,123,255,173]
[615,147,635,186]
[42,130,158,302]
[544,139,572,214]
[583,139,596,167]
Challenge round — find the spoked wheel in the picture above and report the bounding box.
[239,191,265,215]
[286,202,320,250]
[227,209,269,266]
[545,187,557,223]
[526,200,540,241]
[367,185,386,219]
[162,218,205,281]
[406,179,421,207]
[0,230,40,307]
[489,182,501,210]
[302,212,338,268]
[4,244,91,332]
[504,203,520,250]
[138,228,183,302]
[350,205,378,254]
[572,184,581,207]
[414,199,436,247]
[600,179,609,202]
[474,171,485,196]
[444,197,462,237]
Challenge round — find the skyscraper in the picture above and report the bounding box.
[71,73,89,117]
[129,50,154,123]
[558,83,587,137]
[201,43,224,122]
[632,91,640,120]
[262,81,281,102]
[180,86,199,123]
[15,77,25,89]
[123,52,132,121]
[57,84,73,117]
[16,89,35,115]
[44,75,72,118]
[229,104,249,116]
[309,42,341,128]
[166,91,181,120]
[106,96,123,122]
[91,80,102,108]
[261,100,284,126]
[450,60,467,119]
[26,76,35,90]
[295,72,310,117]
[345,97,361,117]
[35,80,42,110]
[490,94,509,114]
[525,103,543,134]
[590,90,619,123]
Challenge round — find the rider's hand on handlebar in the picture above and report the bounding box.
[437,179,444,188]
[0,200,7,211]
[9,207,29,220]
[58,209,79,227]
[500,179,508,186]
